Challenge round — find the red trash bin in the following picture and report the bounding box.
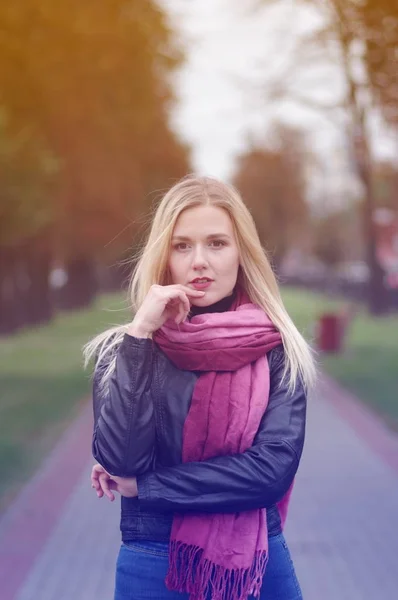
[317,313,343,353]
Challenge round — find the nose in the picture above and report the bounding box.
[192,245,209,271]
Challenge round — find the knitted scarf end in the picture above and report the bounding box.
[165,541,268,600]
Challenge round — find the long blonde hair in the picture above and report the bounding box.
[84,174,316,392]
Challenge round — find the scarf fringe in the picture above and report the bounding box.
[165,541,268,600]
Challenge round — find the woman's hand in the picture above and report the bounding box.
[128,284,205,338]
[91,464,138,502]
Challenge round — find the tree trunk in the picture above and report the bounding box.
[334,0,390,315]
[23,237,54,325]
[59,256,97,311]
[359,162,390,315]
[0,247,19,335]
[0,238,54,335]
[11,244,30,329]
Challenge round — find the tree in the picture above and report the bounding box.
[0,110,58,333]
[0,0,190,323]
[254,0,395,313]
[233,125,309,269]
[327,0,398,313]
[312,207,364,269]
[372,161,398,211]
[361,0,398,126]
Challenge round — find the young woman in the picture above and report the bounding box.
[86,175,316,600]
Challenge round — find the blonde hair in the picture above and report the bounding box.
[84,174,316,392]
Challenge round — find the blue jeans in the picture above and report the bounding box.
[114,533,303,599]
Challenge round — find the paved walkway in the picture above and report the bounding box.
[1,375,398,599]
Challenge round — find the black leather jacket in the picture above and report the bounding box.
[92,334,307,542]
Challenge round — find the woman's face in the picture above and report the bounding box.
[168,205,240,306]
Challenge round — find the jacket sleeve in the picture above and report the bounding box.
[136,347,307,513]
[92,333,156,476]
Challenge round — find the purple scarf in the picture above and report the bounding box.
[154,291,285,600]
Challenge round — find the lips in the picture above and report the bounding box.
[190,278,214,290]
[190,277,213,283]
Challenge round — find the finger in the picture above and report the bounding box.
[96,478,117,498]
[176,292,189,322]
[175,300,186,324]
[166,292,188,322]
[91,473,101,491]
[91,464,105,490]
[174,290,190,315]
[94,469,105,498]
[99,472,115,501]
[175,292,191,324]
[177,285,206,297]
[91,464,107,487]
[95,478,104,498]
[98,473,114,501]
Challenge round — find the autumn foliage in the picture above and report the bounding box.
[233,126,309,269]
[0,1,190,333]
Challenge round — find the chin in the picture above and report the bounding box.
[191,291,223,306]
[190,296,211,307]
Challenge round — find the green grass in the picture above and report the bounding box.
[282,287,398,431]
[0,293,130,511]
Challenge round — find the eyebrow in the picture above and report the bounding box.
[172,233,231,241]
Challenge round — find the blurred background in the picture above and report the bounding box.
[0,1,397,599]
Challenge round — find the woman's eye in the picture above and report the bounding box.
[210,240,226,248]
[175,243,188,250]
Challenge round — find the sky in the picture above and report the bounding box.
[162,0,397,196]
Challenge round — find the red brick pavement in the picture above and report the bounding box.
[0,403,93,600]
[319,373,398,475]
